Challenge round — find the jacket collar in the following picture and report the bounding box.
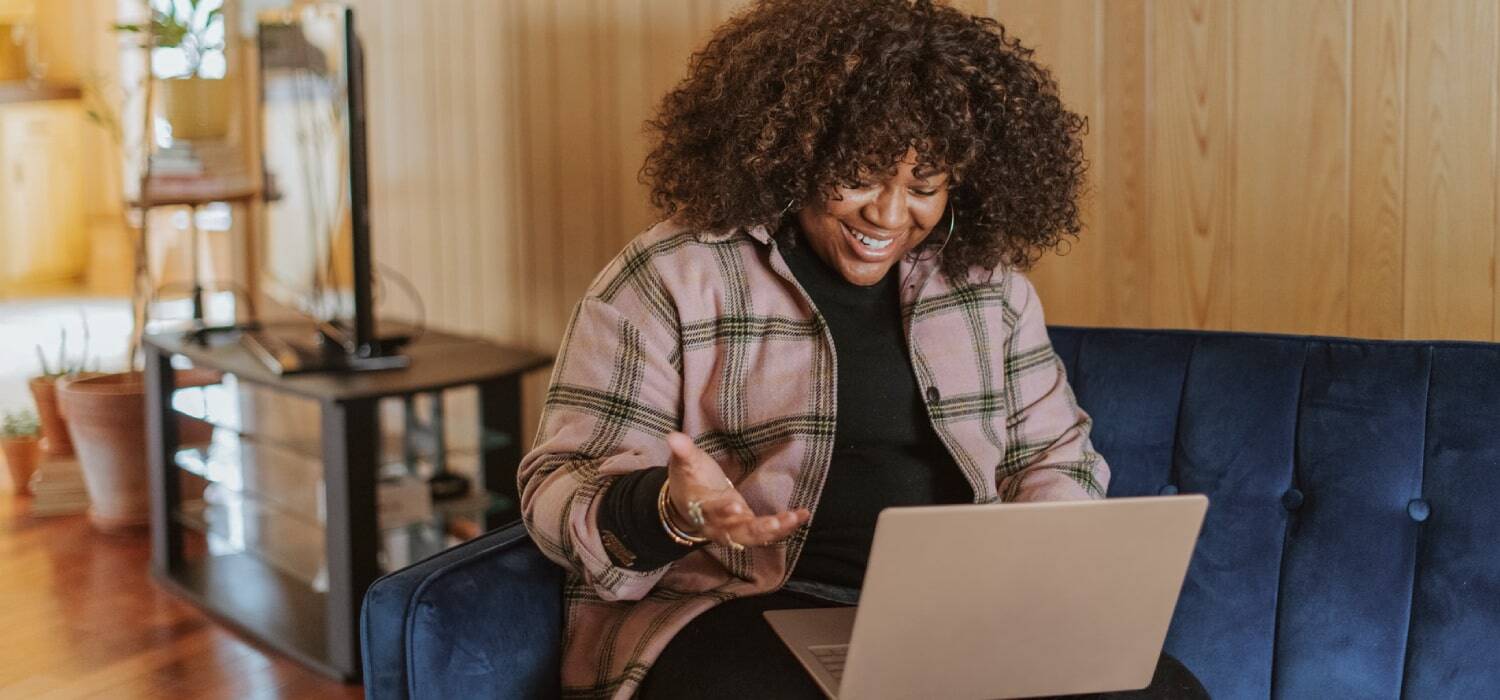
[691,223,774,245]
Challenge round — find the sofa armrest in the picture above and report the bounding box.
[361,522,565,699]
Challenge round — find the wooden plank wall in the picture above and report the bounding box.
[344,0,1500,385]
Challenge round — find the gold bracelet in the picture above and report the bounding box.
[658,479,708,546]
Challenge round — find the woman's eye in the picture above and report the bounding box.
[910,188,939,197]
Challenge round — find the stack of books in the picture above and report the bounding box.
[27,455,90,517]
[149,143,207,177]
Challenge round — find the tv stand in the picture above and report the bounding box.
[142,325,551,680]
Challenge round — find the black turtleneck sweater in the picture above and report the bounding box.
[778,238,972,587]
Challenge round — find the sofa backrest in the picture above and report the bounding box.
[1046,326,1500,699]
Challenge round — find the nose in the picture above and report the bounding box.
[862,185,909,232]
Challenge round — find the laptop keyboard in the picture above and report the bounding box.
[808,644,850,682]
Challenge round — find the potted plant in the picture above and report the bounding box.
[2,409,42,496]
[29,325,99,458]
[115,0,228,140]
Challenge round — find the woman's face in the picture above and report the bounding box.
[796,150,950,286]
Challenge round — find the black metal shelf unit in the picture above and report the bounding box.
[143,324,550,681]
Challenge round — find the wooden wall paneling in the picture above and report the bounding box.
[984,1,1040,43]
[946,0,988,17]
[414,0,448,329]
[1404,0,1498,341]
[592,4,626,283]
[1147,0,1235,330]
[432,4,460,331]
[1229,0,1351,335]
[590,2,625,259]
[391,0,421,329]
[505,1,532,344]
[436,1,460,331]
[471,0,510,340]
[453,0,481,335]
[552,1,604,337]
[441,2,467,332]
[336,0,1500,412]
[399,0,428,327]
[405,4,435,329]
[985,0,1106,327]
[612,0,654,248]
[1349,0,1407,339]
[1054,0,1105,326]
[368,1,403,323]
[397,0,432,334]
[643,0,700,134]
[516,0,561,350]
[1098,0,1151,327]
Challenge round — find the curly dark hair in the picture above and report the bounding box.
[640,0,1088,278]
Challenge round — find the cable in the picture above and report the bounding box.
[375,262,426,343]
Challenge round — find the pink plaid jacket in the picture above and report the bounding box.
[518,218,1108,698]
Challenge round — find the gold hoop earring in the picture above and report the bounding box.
[914,208,956,262]
[900,208,956,290]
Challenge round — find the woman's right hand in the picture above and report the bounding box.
[664,431,811,549]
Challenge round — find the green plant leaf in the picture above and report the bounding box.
[151,14,188,48]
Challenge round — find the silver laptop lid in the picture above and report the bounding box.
[838,495,1207,699]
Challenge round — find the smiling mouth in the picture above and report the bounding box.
[842,223,899,254]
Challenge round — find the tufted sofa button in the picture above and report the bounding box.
[1158,484,1179,496]
[1281,488,1305,512]
[1407,498,1431,523]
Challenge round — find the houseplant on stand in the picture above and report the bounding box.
[60,1,226,533]
[2,410,42,496]
[114,0,229,140]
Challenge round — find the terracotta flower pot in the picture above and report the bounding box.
[161,77,231,141]
[56,368,224,533]
[29,376,74,457]
[2,436,41,496]
[57,373,151,532]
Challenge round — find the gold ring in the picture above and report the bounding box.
[723,534,745,551]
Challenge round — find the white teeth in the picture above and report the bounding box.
[853,231,893,250]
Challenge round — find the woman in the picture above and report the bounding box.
[518,1,1206,697]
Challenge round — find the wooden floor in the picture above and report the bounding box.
[0,496,365,700]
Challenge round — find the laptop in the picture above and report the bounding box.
[764,495,1208,699]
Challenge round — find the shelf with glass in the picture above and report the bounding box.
[171,429,515,587]
[145,325,549,680]
[169,374,518,472]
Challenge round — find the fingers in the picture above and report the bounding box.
[698,502,811,548]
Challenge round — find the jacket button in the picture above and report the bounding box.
[1281,488,1305,512]
[1158,484,1179,496]
[925,386,940,403]
[1407,499,1431,523]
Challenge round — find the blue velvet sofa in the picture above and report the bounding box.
[361,326,1500,699]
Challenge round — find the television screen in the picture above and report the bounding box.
[256,6,356,326]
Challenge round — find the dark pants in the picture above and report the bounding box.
[637,590,1209,699]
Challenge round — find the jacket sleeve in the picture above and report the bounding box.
[995,272,1111,502]
[517,295,683,601]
